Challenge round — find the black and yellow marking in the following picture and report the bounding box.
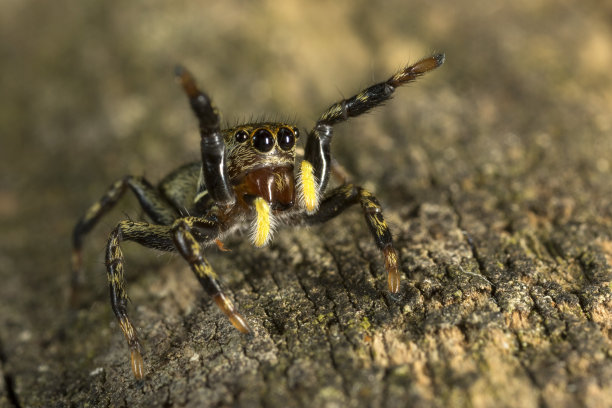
[100,216,251,377]
[304,54,444,197]
[73,54,443,379]
[171,217,252,334]
[73,176,177,251]
[304,184,401,293]
[71,176,178,306]
[318,54,445,126]
[106,222,149,379]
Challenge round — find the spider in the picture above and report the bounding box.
[72,53,445,379]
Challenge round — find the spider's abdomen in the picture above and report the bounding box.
[157,162,203,215]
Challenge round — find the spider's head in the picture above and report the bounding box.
[224,123,299,211]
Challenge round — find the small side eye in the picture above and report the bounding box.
[252,128,275,152]
[277,127,295,151]
[293,127,300,139]
[235,130,249,143]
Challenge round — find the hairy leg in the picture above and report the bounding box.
[71,176,178,304]
[302,184,401,293]
[171,217,252,334]
[105,220,176,379]
[104,216,251,379]
[299,54,445,210]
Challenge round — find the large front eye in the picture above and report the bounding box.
[252,128,275,152]
[277,127,295,151]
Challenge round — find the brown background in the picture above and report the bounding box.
[1,0,611,407]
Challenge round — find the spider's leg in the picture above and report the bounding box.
[315,53,445,128]
[300,54,445,209]
[72,176,178,303]
[301,184,401,293]
[175,66,235,207]
[105,220,176,379]
[171,217,252,334]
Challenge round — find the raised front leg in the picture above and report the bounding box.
[299,54,445,211]
[175,66,235,208]
[302,184,401,293]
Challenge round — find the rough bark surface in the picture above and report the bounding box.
[1,1,611,407]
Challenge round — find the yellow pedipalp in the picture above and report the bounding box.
[299,160,319,213]
[252,197,272,247]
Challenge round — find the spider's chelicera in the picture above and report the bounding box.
[72,54,445,379]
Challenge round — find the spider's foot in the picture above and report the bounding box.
[384,247,401,293]
[390,53,446,87]
[174,65,199,98]
[130,347,145,380]
[229,312,252,335]
[118,317,145,378]
[213,293,252,334]
[412,53,446,74]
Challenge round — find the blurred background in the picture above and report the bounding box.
[1,0,611,405]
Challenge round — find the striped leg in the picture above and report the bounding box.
[303,184,401,293]
[300,54,445,210]
[72,176,178,305]
[106,216,249,379]
[105,220,175,379]
[171,217,252,334]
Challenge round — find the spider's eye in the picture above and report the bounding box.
[235,130,249,143]
[293,127,300,139]
[277,127,295,151]
[252,128,275,152]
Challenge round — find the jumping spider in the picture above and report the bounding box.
[72,53,445,379]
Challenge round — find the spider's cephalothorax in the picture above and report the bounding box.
[72,53,445,379]
[224,123,299,211]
